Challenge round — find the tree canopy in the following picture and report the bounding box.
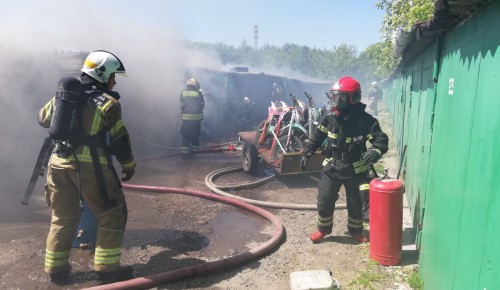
[192,1,435,83]
[376,0,435,39]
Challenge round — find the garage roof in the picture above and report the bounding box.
[394,0,492,61]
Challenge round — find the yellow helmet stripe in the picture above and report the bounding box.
[84,59,98,69]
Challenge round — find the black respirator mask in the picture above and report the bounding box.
[330,91,350,111]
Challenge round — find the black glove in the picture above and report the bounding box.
[300,154,312,170]
[362,148,381,165]
[121,168,135,181]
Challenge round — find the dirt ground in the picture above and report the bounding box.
[0,110,418,290]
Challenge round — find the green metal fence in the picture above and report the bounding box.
[383,1,500,288]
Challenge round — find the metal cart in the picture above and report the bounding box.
[238,131,323,175]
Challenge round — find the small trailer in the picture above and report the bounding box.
[238,131,323,175]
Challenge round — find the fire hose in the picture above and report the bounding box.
[205,165,347,210]
[83,142,348,289]
[134,142,241,163]
[83,184,284,290]
[137,143,347,210]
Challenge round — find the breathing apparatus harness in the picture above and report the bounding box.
[22,76,119,209]
[319,109,378,177]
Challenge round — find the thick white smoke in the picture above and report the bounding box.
[0,1,222,204]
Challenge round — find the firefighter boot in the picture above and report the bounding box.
[97,265,134,285]
[49,265,72,285]
[310,230,330,243]
[350,232,368,244]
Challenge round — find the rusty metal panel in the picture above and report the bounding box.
[278,152,322,175]
[238,131,257,145]
[238,131,323,175]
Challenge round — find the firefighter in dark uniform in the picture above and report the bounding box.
[180,78,205,159]
[300,76,389,243]
[38,50,135,284]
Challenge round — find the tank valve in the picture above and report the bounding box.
[76,229,83,240]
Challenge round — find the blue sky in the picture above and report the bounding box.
[143,0,386,51]
[0,1,384,53]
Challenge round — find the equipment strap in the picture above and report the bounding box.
[22,133,120,210]
[82,135,118,210]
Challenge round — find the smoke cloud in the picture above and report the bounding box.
[0,1,222,205]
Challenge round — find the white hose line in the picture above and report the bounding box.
[205,165,347,210]
[208,166,275,190]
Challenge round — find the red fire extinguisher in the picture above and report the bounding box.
[369,169,405,266]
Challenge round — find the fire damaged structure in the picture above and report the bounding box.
[187,67,331,139]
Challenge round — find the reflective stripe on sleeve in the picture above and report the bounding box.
[109,120,124,137]
[327,132,338,139]
[319,125,328,133]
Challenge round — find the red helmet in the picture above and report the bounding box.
[329,76,362,106]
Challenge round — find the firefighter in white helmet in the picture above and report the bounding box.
[368,81,382,116]
[38,50,135,284]
[180,78,205,159]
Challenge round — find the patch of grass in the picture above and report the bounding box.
[367,258,379,267]
[407,271,424,290]
[349,270,387,289]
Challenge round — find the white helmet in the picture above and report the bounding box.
[372,81,378,86]
[186,78,200,90]
[81,50,127,84]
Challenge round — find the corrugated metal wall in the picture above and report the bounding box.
[385,44,436,233]
[383,1,500,288]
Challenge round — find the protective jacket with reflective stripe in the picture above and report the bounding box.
[38,89,135,171]
[180,86,204,121]
[304,103,388,178]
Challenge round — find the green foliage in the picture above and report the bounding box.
[189,1,433,83]
[349,270,387,289]
[358,40,400,80]
[376,0,435,38]
[407,271,424,289]
[192,41,363,80]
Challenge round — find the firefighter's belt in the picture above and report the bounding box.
[330,151,362,163]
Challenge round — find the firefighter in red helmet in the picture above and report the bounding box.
[300,76,389,243]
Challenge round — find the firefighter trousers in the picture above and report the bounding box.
[359,175,372,222]
[316,172,366,235]
[369,99,379,115]
[44,161,127,274]
[180,120,201,156]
